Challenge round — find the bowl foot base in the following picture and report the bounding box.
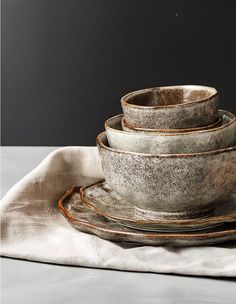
[134,206,215,221]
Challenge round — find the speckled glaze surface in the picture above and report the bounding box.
[81,181,236,231]
[97,132,236,220]
[121,85,219,129]
[58,187,236,247]
[106,110,236,154]
[121,115,222,133]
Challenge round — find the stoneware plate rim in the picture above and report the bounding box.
[58,186,236,244]
[80,181,236,226]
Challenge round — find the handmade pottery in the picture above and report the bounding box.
[81,181,236,232]
[97,132,236,220]
[105,110,236,154]
[121,85,219,129]
[58,187,236,247]
[121,115,222,133]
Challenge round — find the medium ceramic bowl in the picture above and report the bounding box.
[97,132,236,220]
[121,85,219,129]
[105,110,236,154]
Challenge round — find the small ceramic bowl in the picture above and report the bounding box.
[121,85,219,129]
[121,116,222,133]
[105,110,236,154]
[97,132,236,220]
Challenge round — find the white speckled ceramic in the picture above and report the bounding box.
[97,132,236,220]
[105,110,236,154]
[121,85,219,129]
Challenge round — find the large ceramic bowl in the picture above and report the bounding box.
[121,85,219,129]
[97,132,236,220]
[105,110,236,154]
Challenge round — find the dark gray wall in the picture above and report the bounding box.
[2,0,236,146]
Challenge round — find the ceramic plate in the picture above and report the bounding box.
[58,186,236,247]
[80,181,236,232]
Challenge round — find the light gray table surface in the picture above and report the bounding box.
[1,147,236,304]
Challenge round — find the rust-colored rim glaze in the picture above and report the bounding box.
[121,85,218,109]
[97,132,236,158]
[58,186,81,223]
[58,185,236,240]
[80,180,236,226]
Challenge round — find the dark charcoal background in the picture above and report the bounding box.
[2,0,236,146]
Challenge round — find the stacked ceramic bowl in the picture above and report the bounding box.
[85,85,236,233]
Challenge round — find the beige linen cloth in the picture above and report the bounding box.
[1,147,236,277]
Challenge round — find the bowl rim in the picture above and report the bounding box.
[105,110,235,137]
[97,131,236,157]
[121,85,218,109]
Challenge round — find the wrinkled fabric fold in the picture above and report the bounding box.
[1,146,236,277]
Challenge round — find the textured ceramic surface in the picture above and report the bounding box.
[121,115,222,133]
[81,181,236,232]
[121,85,219,129]
[97,132,236,220]
[58,187,236,247]
[106,110,236,154]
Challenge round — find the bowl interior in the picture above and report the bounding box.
[99,132,109,146]
[122,85,217,107]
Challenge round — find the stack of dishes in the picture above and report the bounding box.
[59,85,236,246]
